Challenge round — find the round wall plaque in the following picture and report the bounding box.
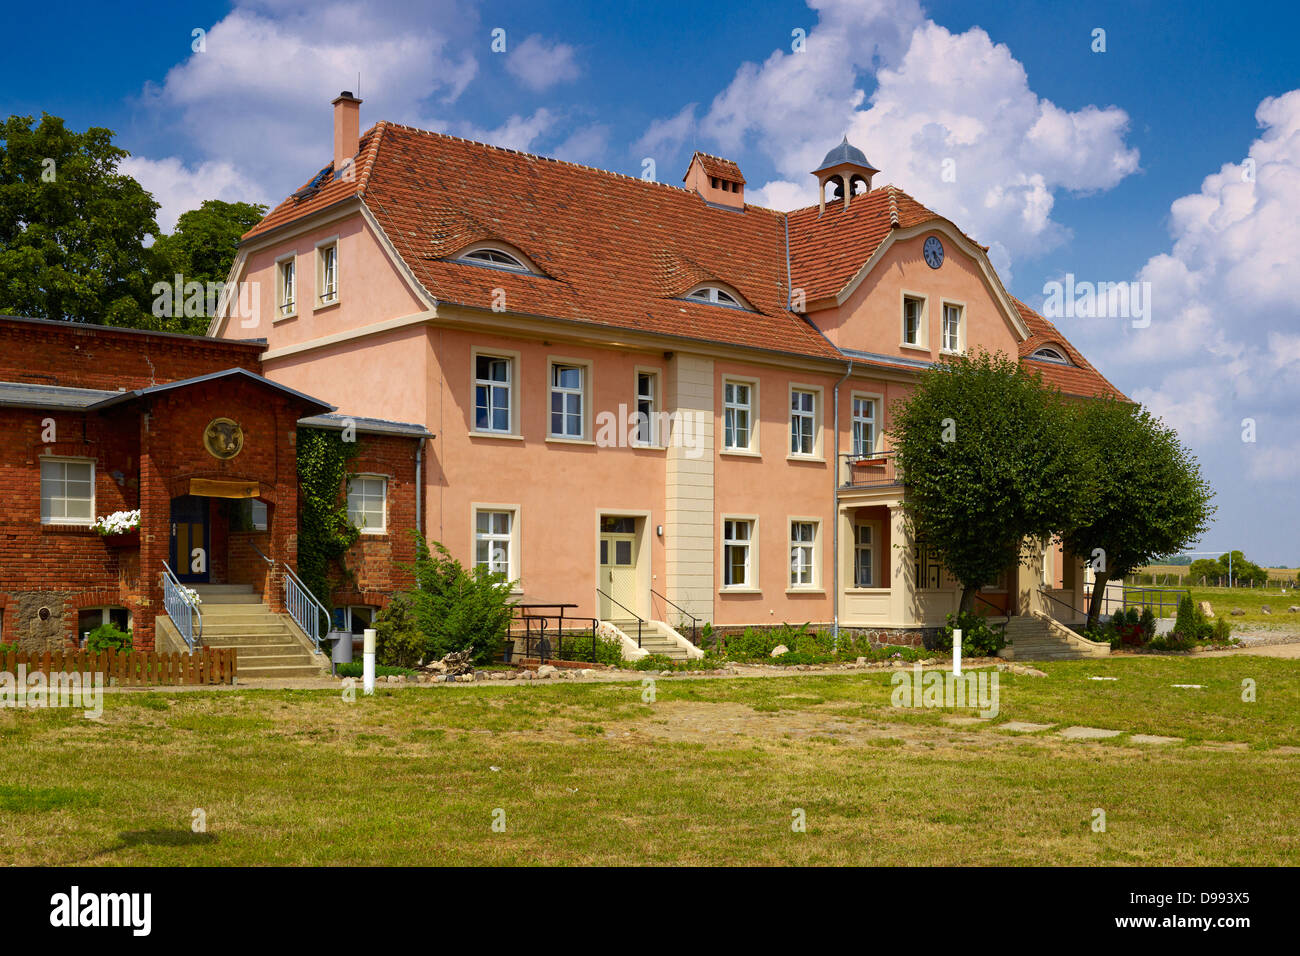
[203,418,245,460]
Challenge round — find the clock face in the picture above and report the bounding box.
[923,236,944,269]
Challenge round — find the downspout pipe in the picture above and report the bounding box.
[831,359,854,651]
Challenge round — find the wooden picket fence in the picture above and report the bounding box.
[0,646,237,686]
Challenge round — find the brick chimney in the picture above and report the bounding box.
[683,152,745,210]
[331,91,363,178]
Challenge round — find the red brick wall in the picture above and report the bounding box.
[328,433,421,613]
[0,318,262,391]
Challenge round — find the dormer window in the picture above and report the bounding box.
[452,243,539,274]
[684,284,749,310]
[1030,346,1071,365]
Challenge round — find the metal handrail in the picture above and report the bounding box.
[249,542,275,566]
[282,562,331,653]
[161,561,203,651]
[650,588,699,645]
[971,591,1007,637]
[595,587,643,648]
[1084,584,1188,619]
[1037,586,1083,623]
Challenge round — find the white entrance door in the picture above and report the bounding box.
[599,533,637,620]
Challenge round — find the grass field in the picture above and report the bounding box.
[1,656,1297,866]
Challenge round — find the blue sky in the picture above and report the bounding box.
[5,0,1299,562]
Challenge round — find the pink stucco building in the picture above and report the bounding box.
[209,93,1125,650]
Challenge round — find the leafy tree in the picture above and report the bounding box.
[1062,398,1215,629]
[888,349,1092,612]
[0,113,161,324]
[149,199,266,334]
[1187,558,1221,584]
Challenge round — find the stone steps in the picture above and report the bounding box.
[1006,614,1109,661]
[187,584,326,678]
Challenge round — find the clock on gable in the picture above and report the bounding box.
[923,236,944,269]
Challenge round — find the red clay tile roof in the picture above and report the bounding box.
[786,185,977,302]
[243,126,382,241]
[353,123,838,360]
[239,124,1119,390]
[686,151,746,184]
[1012,297,1129,401]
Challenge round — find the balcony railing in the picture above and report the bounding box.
[839,450,902,489]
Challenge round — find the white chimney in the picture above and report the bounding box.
[332,91,362,178]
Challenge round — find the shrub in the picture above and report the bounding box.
[403,533,517,666]
[1139,607,1157,642]
[372,594,425,669]
[1212,616,1233,644]
[86,623,131,653]
[632,654,676,671]
[939,611,1005,657]
[1172,594,1213,642]
[555,630,623,666]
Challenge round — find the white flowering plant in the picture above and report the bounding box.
[92,509,141,536]
[178,585,202,607]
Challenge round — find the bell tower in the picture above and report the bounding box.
[813,136,878,213]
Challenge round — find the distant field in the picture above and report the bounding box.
[1138,564,1299,587]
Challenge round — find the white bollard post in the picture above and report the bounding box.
[953,628,962,677]
[363,627,376,695]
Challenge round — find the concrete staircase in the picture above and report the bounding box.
[610,619,695,662]
[1005,612,1110,661]
[193,584,327,679]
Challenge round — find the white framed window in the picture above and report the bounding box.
[854,524,874,587]
[474,353,513,434]
[347,475,387,534]
[77,606,130,644]
[277,255,297,318]
[789,520,817,588]
[457,246,531,273]
[722,518,754,588]
[474,508,515,576]
[941,302,963,353]
[723,378,756,452]
[851,395,877,457]
[317,241,339,306]
[549,362,586,439]
[332,605,376,636]
[902,295,924,347]
[634,370,659,446]
[231,498,268,531]
[40,457,94,525]
[789,388,816,456]
[685,284,748,310]
[1030,346,1070,365]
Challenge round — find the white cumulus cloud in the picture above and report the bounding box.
[505,34,581,91]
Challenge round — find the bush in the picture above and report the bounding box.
[86,623,132,653]
[403,534,517,667]
[372,594,425,668]
[554,630,622,666]
[939,611,1006,657]
[1140,607,1157,642]
[1172,594,1213,642]
[632,654,676,671]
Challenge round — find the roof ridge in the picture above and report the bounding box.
[887,185,900,228]
[379,121,700,196]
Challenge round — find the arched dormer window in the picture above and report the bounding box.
[453,242,539,275]
[683,283,751,311]
[1029,346,1071,365]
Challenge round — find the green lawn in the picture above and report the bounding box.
[1,656,1296,866]
[1182,586,1300,627]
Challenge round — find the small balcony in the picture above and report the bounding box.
[839,450,902,489]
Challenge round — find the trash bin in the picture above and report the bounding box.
[328,630,353,674]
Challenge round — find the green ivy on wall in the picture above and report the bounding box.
[296,427,361,619]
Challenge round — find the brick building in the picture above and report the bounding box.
[0,315,427,654]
